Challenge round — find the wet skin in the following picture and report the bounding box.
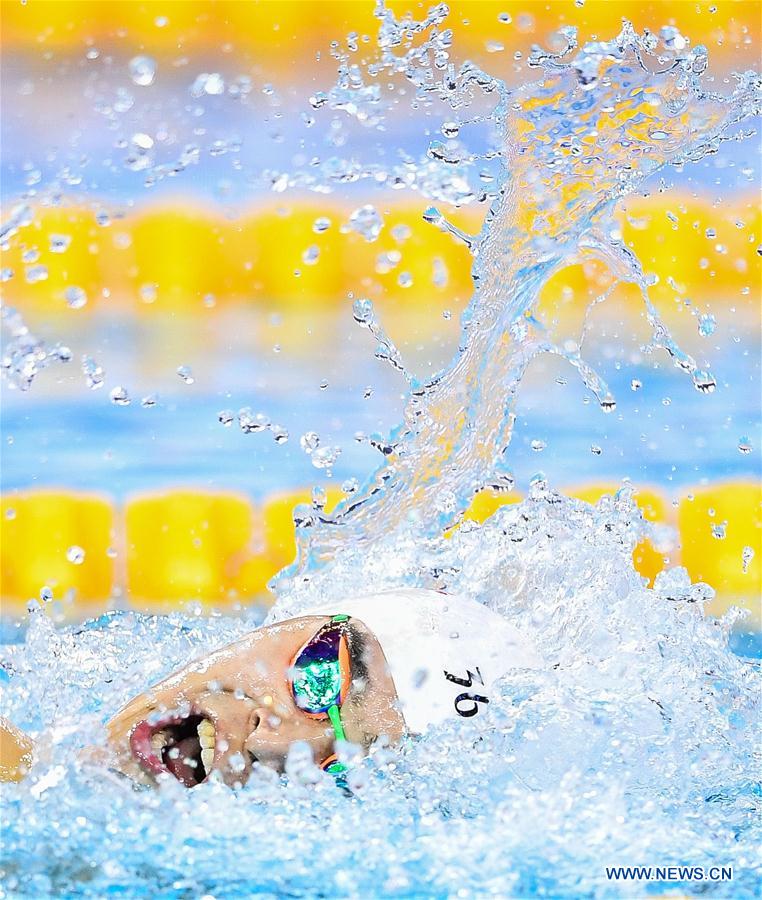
[105,616,406,787]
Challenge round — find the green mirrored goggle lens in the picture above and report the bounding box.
[292,657,342,713]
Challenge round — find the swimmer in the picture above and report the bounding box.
[1,589,541,787]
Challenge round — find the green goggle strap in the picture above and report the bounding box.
[325,615,350,774]
[327,703,346,742]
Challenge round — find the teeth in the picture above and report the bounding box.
[197,718,215,749]
[151,730,169,752]
[197,719,216,777]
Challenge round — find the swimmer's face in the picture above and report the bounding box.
[104,616,405,787]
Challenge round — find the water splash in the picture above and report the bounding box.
[2,491,759,897]
[279,8,760,584]
[1,306,72,391]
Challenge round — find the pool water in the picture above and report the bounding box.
[1,490,760,898]
[1,4,761,898]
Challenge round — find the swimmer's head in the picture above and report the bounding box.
[105,589,540,787]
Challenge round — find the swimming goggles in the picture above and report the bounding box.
[289,614,351,776]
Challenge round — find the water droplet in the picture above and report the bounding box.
[218,409,235,427]
[131,132,154,151]
[311,486,327,509]
[342,477,359,494]
[25,264,48,284]
[49,234,72,254]
[710,521,727,540]
[498,12,512,24]
[5,508,16,520]
[82,355,104,390]
[348,205,383,242]
[309,91,328,109]
[109,386,131,406]
[591,445,602,455]
[271,424,289,444]
[692,371,716,394]
[742,546,754,573]
[363,386,373,399]
[67,545,85,564]
[698,314,716,337]
[64,286,87,309]
[531,439,546,452]
[425,206,445,226]
[113,88,133,114]
[154,15,169,27]
[660,25,687,51]
[313,217,332,234]
[319,380,329,391]
[141,395,157,408]
[128,55,157,87]
[191,72,225,97]
[737,436,753,454]
[375,250,402,274]
[311,445,342,470]
[433,258,449,288]
[300,431,321,454]
[238,409,270,433]
[139,283,157,304]
[352,298,374,327]
[529,472,548,495]
[427,140,460,164]
[302,245,320,265]
[40,586,53,602]
[631,379,642,391]
[0,268,13,282]
[441,121,460,138]
[397,271,413,288]
[177,365,194,384]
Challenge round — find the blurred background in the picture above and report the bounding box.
[1,1,759,636]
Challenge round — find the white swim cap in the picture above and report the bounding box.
[305,589,542,734]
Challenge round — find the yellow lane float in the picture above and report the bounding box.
[1,197,757,325]
[1,484,759,623]
[0,491,114,616]
[125,490,257,611]
[0,717,33,784]
[678,482,762,622]
[2,1,757,75]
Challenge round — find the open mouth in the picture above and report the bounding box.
[130,710,216,787]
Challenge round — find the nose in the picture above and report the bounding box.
[244,706,332,770]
